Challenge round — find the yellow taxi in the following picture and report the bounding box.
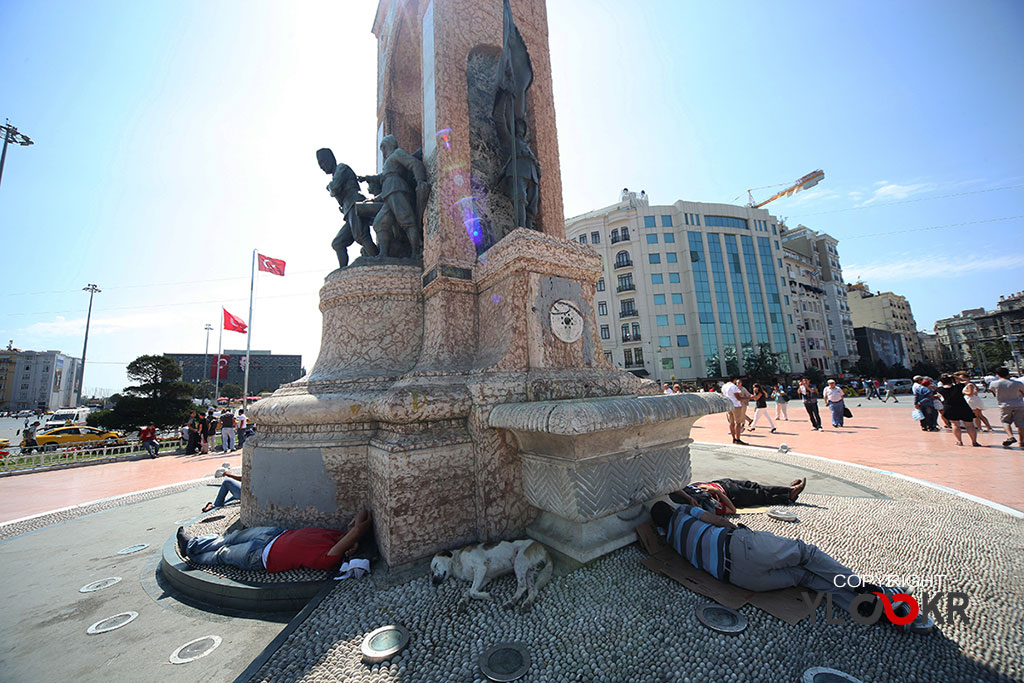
[21,426,126,450]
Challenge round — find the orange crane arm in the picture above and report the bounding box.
[751,169,824,208]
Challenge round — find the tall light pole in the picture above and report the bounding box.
[203,323,213,402]
[78,284,101,401]
[0,119,34,188]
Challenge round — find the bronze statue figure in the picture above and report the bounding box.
[360,135,429,259]
[493,0,540,231]
[316,148,381,268]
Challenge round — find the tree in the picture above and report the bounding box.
[743,344,781,388]
[911,361,941,379]
[89,355,194,430]
[803,366,826,389]
[221,383,243,399]
[193,380,214,401]
[979,341,1012,369]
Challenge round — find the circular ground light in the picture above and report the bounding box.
[170,635,222,664]
[86,611,138,635]
[478,642,531,682]
[695,604,747,633]
[360,625,410,663]
[802,667,863,683]
[767,508,799,522]
[79,577,121,593]
[116,543,149,555]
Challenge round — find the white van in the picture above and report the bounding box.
[44,407,91,429]
[886,379,914,395]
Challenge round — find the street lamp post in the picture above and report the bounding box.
[0,119,34,188]
[78,284,101,401]
[203,324,213,403]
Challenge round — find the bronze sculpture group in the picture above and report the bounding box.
[319,0,539,268]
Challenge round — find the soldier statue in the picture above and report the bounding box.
[316,148,381,268]
[359,135,429,259]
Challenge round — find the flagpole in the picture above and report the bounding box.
[243,249,255,408]
[214,313,223,404]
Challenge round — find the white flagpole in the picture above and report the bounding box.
[214,312,223,403]
[243,249,256,408]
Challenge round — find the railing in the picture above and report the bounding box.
[624,361,645,369]
[616,283,636,293]
[614,260,633,269]
[610,235,631,244]
[621,334,641,342]
[0,436,184,473]
[620,309,639,319]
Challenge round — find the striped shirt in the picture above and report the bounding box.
[666,504,732,580]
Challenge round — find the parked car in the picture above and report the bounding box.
[20,426,126,451]
[886,378,914,394]
[44,407,91,429]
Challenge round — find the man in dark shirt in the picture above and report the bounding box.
[185,411,201,455]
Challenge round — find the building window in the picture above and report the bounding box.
[614,251,632,268]
[656,315,669,326]
[644,216,656,228]
[771,224,777,235]
[651,273,663,285]
[677,335,689,346]
[624,348,633,365]
[784,295,789,305]
[705,216,748,229]
[662,358,674,370]
[632,322,641,338]
[674,313,686,325]
[621,299,637,316]
[600,325,610,339]
[659,335,671,347]
[671,293,683,304]
[597,278,605,292]
[683,213,701,226]
[654,294,666,305]
[621,323,630,340]
[668,272,681,283]
[610,228,619,243]
[679,356,692,368]
[665,252,678,263]
[646,234,659,244]
[775,240,780,251]
[591,231,600,244]
[598,301,607,316]
[578,234,587,244]
[649,253,661,264]
[661,215,673,227]
[787,314,793,324]
[621,227,630,240]
[663,233,675,243]
[634,348,644,365]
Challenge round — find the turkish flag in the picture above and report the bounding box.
[257,253,286,276]
[224,308,248,333]
[210,354,229,379]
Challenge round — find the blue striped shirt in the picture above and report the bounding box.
[666,504,730,580]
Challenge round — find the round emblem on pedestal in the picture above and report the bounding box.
[549,299,583,343]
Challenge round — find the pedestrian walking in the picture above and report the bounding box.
[988,367,1024,449]
[881,378,899,403]
[960,373,992,432]
[823,379,846,428]
[937,374,980,447]
[219,409,236,452]
[913,378,940,432]
[21,421,40,453]
[237,408,248,448]
[773,383,789,420]
[203,409,217,453]
[748,383,777,433]
[799,378,823,431]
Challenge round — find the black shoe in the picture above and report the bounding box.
[176,527,190,557]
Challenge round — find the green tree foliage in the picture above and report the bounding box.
[803,366,826,389]
[743,344,781,388]
[89,355,194,430]
[911,361,941,379]
[221,383,243,399]
[193,379,214,400]
[979,341,1012,370]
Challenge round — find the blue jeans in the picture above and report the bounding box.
[213,478,241,508]
[142,439,159,456]
[828,399,845,426]
[186,526,284,570]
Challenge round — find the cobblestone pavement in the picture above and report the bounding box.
[247,444,1023,683]
[692,393,1024,511]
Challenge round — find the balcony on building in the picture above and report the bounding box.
[621,333,641,343]
[610,228,631,244]
[620,308,638,319]
[616,283,636,293]
[613,250,633,269]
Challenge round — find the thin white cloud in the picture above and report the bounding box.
[845,253,1024,282]
[860,181,935,205]
[23,313,171,337]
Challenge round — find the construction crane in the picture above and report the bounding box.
[745,169,824,209]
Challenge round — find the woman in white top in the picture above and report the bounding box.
[959,372,992,432]
[823,379,846,428]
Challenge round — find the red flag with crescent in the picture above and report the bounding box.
[210,354,229,379]
[257,253,286,276]
[224,308,248,333]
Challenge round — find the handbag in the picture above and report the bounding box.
[843,407,853,418]
[911,409,924,421]
[933,399,943,411]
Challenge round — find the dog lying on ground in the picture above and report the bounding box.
[430,539,553,613]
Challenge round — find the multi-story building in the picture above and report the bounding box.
[0,348,82,411]
[782,247,832,374]
[846,283,921,365]
[917,331,945,368]
[934,309,985,370]
[164,349,303,395]
[974,291,1024,372]
[779,224,859,372]
[566,192,796,382]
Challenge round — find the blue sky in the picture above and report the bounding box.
[2,0,1022,395]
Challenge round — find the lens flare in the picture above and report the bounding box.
[455,196,483,245]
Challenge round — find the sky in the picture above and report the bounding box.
[2,0,1022,396]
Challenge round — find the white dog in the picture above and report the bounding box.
[430,539,552,613]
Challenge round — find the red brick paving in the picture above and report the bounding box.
[0,450,242,524]
[693,398,1024,512]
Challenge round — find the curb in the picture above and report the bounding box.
[694,440,1024,518]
